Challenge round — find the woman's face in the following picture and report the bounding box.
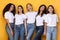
[27,4,32,11]
[9,5,14,11]
[40,6,45,11]
[48,6,53,13]
[18,7,22,13]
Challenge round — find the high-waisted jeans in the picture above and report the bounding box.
[26,23,34,40]
[6,23,14,40]
[34,25,44,40]
[46,27,56,40]
[14,24,24,40]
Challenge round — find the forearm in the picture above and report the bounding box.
[6,19,12,31]
[24,20,27,33]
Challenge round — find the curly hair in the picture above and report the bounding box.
[3,3,16,17]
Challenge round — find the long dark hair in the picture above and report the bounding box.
[18,5,24,14]
[47,5,55,14]
[37,4,47,17]
[3,3,16,17]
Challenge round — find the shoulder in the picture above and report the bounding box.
[22,14,24,15]
[15,14,18,17]
[47,13,50,15]
[53,14,58,18]
[5,11,9,15]
[22,14,26,16]
[54,14,57,16]
[46,14,50,16]
[36,15,40,18]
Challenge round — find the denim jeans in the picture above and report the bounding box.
[46,27,56,40]
[26,23,34,40]
[14,24,24,40]
[6,23,14,40]
[34,25,44,40]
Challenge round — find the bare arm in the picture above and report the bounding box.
[43,21,47,36]
[24,19,27,36]
[5,19,13,36]
[5,19,12,31]
[14,19,16,30]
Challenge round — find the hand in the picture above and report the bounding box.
[43,31,46,36]
[25,31,27,36]
[10,30,13,36]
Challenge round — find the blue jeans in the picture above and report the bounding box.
[26,23,34,40]
[34,25,44,40]
[46,27,56,40]
[6,23,14,40]
[14,24,24,40]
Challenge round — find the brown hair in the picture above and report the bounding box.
[47,5,55,14]
[26,3,33,11]
[18,5,24,14]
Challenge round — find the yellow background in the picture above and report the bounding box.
[0,0,60,40]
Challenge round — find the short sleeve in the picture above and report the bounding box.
[56,15,58,22]
[25,13,28,18]
[44,15,48,23]
[23,15,27,19]
[4,12,8,19]
[15,14,18,18]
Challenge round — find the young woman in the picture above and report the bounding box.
[3,3,16,40]
[25,3,37,40]
[45,5,58,40]
[14,5,26,40]
[34,5,47,40]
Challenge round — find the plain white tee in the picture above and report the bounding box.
[25,11,37,23]
[36,15,44,26]
[4,11,14,23]
[45,14,58,27]
[15,14,26,25]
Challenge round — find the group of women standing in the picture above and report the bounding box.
[3,3,58,40]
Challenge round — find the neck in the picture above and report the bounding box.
[49,12,53,15]
[39,13,41,16]
[28,10,32,12]
[8,10,11,12]
[19,13,22,15]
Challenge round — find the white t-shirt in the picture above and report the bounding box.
[36,15,44,26]
[4,11,14,23]
[45,14,58,27]
[25,11,37,23]
[43,14,47,21]
[15,14,26,25]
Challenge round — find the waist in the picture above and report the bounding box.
[9,20,14,23]
[6,23,14,28]
[15,22,23,25]
[47,26,56,27]
[27,20,35,23]
[6,23,14,25]
[36,25,44,27]
[16,24,24,26]
[36,23,43,26]
[47,24,56,27]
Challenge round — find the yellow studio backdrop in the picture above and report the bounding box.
[0,0,60,40]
